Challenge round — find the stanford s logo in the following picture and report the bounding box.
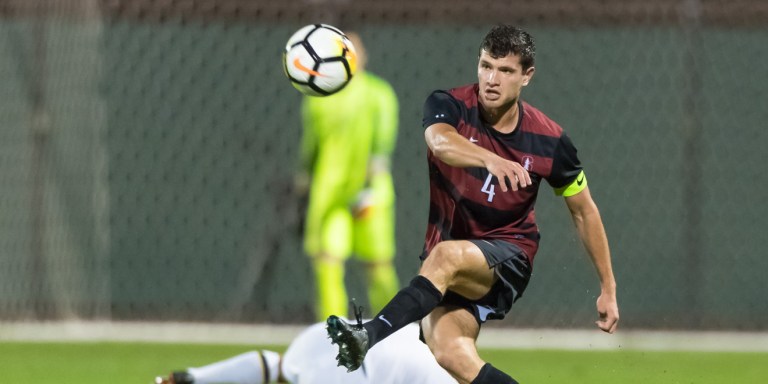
[522,156,534,171]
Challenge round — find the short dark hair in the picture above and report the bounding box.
[479,25,536,70]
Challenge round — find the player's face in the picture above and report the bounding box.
[477,50,534,110]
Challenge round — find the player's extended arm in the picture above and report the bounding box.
[424,123,531,191]
[564,187,619,333]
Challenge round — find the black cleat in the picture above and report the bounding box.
[326,312,370,372]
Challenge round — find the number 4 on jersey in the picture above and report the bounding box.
[481,173,495,202]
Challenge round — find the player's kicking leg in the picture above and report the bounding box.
[326,240,492,371]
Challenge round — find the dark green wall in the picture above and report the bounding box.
[1,18,766,328]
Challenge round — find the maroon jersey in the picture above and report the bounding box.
[421,84,582,265]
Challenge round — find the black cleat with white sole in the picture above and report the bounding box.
[326,304,370,372]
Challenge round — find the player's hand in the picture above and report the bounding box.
[595,293,619,333]
[485,156,531,192]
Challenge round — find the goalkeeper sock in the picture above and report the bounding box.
[470,363,519,384]
[188,350,280,384]
[363,275,442,347]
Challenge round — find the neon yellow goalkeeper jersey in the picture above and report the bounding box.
[300,70,399,211]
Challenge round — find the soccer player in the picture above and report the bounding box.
[326,25,620,384]
[298,32,400,321]
[154,321,457,384]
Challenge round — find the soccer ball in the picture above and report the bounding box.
[283,24,357,96]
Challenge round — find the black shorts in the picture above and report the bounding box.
[440,239,532,324]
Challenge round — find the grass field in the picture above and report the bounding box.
[1,341,766,384]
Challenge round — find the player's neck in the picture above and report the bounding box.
[482,100,520,134]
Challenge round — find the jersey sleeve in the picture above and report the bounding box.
[547,133,585,196]
[422,90,462,129]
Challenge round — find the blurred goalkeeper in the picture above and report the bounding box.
[297,32,400,321]
[154,321,456,384]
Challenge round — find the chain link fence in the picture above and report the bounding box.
[0,0,766,329]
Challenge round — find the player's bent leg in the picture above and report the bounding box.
[420,240,497,299]
[326,240,492,371]
[421,306,485,384]
[326,274,443,372]
[326,241,494,372]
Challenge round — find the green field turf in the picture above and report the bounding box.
[0,341,765,383]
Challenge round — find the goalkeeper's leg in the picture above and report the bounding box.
[310,207,353,321]
[354,198,399,314]
[313,256,348,321]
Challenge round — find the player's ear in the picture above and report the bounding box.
[522,66,535,86]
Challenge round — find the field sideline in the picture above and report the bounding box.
[2,320,768,352]
[1,321,767,383]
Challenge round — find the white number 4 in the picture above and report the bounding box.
[481,173,495,202]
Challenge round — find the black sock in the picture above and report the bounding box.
[363,275,442,347]
[470,363,519,384]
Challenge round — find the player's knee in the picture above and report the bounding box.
[431,341,474,377]
[424,242,464,275]
[431,346,455,373]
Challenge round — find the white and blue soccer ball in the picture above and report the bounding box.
[283,24,357,96]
